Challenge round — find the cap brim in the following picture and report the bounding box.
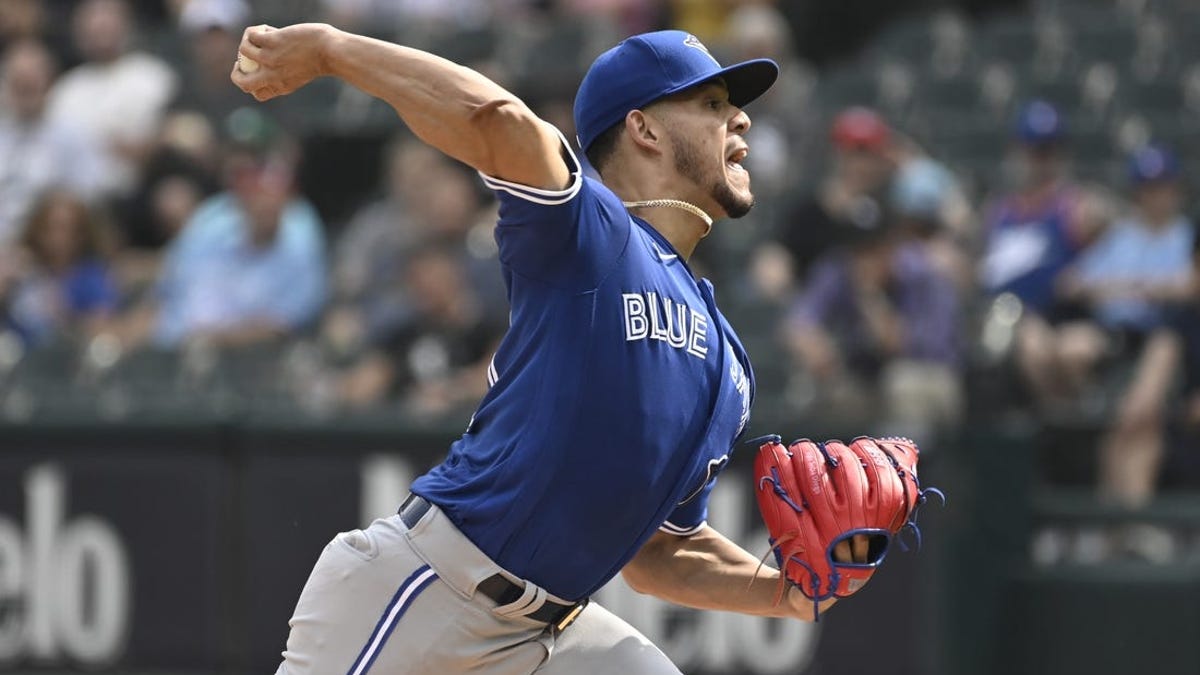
[720,59,780,108]
[663,58,780,109]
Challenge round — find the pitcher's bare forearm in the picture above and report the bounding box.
[233,24,568,190]
[622,526,836,620]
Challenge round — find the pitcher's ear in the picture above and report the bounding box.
[625,109,663,154]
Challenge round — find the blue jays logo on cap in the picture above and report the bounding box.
[682,34,719,64]
[573,30,779,154]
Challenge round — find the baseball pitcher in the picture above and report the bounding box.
[231,23,938,675]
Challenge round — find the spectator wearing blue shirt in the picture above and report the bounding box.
[980,101,1110,409]
[4,189,119,346]
[1054,145,1194,561]
[147,112,326,348]
[1063,146,1194,334]
[783,216,962,441]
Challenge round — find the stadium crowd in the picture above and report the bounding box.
[2,0,1200,562]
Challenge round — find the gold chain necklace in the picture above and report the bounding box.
[622,199,713,238]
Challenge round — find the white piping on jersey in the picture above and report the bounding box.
[478,128,584,206]
[677,455,729,506]
[659,520,707,537]
[481,171,582,206]
[487,357,498,387]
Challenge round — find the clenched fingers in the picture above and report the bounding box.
[244,24,276,49]
[851,534,869,562]
[237,40,267,67]
[833,535,872,563]
[229,62,270,96]
[834,539,851,563]
[228,60,277,100]
[230,24,276,93]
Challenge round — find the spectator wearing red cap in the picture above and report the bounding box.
[769,106,897,286]
[831,105,891,150]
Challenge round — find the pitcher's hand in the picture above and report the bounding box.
[231,23,336,101]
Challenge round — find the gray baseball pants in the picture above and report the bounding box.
[274,502,682,674]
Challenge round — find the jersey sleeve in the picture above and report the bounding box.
[659,480,714,537]
[478,127,629,288]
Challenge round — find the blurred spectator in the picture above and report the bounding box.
[112,110,222,300]
[1063,146,1194,337]
[981,101,1088,311]
[978,100,1105,407]
[1056,146,1194,529]
[1164,302,1200,504]
[173,0,256,129]
[720,4,820,201]
[319,0,491,36]
[730,6,821,303]
[0,0,45,53]
[559,0,661,36]
[336,244,504,416]
[46,0,179,196]
[119,110,221,251]
[329,138,442,351]
[127,109,326,349]
[0,0,75,62]
[668,0,735,43]
[890,152,975,291]
[782,218,962,441]
[326,136,500,355]
[0,39,104,242]
[3,189,120,346]
[775,107,896,283]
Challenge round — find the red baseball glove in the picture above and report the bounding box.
[751,435,943,619]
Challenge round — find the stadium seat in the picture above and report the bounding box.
[1122,77,1186,111]
[980,14,1040,65]
[1071,24,1138,65]
[875,61,918,121]
[867,14,939,65]
[816,68,883,118]
[915,76,981,112]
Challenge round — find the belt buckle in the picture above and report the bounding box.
[553,598,589,634]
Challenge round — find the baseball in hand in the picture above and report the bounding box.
[237,55,260,73]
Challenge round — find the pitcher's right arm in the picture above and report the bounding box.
[231,24,570,191]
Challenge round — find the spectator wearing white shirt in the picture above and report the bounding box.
[46,0,178,196]
[0,39,104,243]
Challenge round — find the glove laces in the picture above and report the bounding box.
[896,486,947,553]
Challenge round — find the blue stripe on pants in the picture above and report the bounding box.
[346,564,439,675]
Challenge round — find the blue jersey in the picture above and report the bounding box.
[410,139,755,601]
[980,187,1082,313]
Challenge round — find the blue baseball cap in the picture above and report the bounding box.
[1128,144,1179,185]
[1014,99,1065,145]
[573,30,779,153]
